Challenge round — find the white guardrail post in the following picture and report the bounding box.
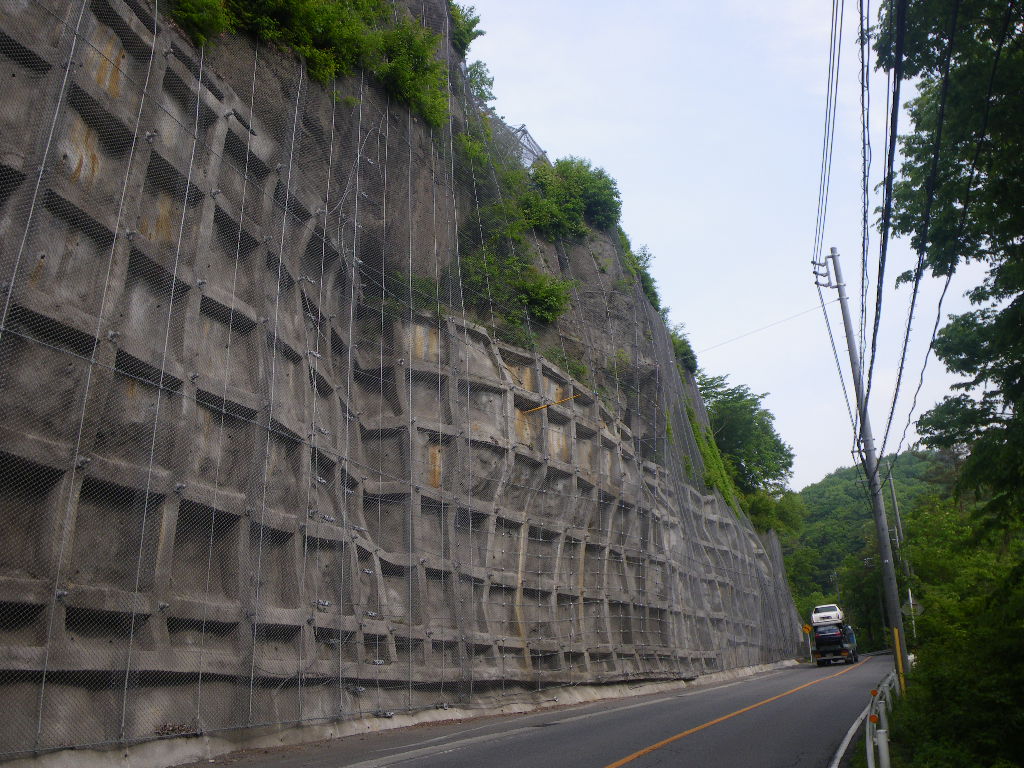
[865,670,898,768]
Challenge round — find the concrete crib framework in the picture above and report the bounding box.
[0,0,803,760]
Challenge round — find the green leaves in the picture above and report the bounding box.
[617,227,661,310]
[697,372,794,496]
[173,0,450,126]
[885,488,1024,768]
[448,2,484,58]
[520,158,622,241]
[685,403,742,510]
[668,323,698,375]
[467,60,495,103]
[171,0,232,46]
[874,0,1024,531]
[515,268,572,324]
[453,125,628,336]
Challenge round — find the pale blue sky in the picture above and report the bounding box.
[466,0,978,489]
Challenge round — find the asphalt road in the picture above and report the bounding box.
[185,657,889,768]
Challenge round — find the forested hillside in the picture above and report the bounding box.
[789,446,1023,766]
[789,451,954,650]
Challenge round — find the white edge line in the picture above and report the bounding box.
[828,702,871,768]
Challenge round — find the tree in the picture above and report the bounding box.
[870,7,1024,759]
[744,489,805,540]
[467,59,494,103]
[697,372,794,495]
[448,2,484,58]
[875,0,1024,529]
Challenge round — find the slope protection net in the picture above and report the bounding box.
[0,0,802,757]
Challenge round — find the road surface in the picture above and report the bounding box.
[183,657,888,768]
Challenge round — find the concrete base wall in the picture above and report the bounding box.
[2,660,799,768]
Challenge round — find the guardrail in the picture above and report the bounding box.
[865,670,900,768]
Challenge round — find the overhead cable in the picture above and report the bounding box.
[698,301,837,353]
[866,0,909,410]
[813,0,857,435]
[881,0,1019,481]
[880,0,962,456]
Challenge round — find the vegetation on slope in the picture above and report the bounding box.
[171,0,657,347]
[685,402,743,510]
[455,127,626,344]
[698,373,794,495]
[171,0,450,125]
[617,227,661,311]
[668,323,698,375]
[688,371,798,524]
[448,2,484,57]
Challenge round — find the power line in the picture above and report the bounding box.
[857,0,873,402]
[812,0,857,435]
[866,0,909,411]
[880,0,962,456]
[697,301,837,353]
[812,0,846,269]
[881,0,1019,479]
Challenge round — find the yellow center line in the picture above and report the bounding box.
[602,660,868,768]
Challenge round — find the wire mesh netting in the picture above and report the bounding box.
[0,0,803,758]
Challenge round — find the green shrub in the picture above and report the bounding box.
[458,244,571,331]
[449,2,484,57]
[552,156,621,230]
[466,59,494,103]
[516,268,572,323]
[171,0,450,126]
[171,0,232,46]
[374,16,448,126]
[669,323,698,374]
[617,227,661,310]
[543,347,588,383]
[522,158,621,240]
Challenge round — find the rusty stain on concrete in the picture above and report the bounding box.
[139,192,176,242]
[427,442,443,488]
[93,34,124,98]
[68,117,100,184]
[411,324,440,362]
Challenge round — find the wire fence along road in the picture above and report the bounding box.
[0,0,802,760]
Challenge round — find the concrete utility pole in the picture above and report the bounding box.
[816,247,910,690]
[888,463,918,642]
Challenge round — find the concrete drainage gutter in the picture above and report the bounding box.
[1,660,799,768]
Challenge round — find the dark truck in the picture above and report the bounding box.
[812,623,859,666]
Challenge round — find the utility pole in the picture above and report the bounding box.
[887,462,909,574]
[815,247,910,690]
[888,463,918,642]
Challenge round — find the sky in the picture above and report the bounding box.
[466,0,980,490]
